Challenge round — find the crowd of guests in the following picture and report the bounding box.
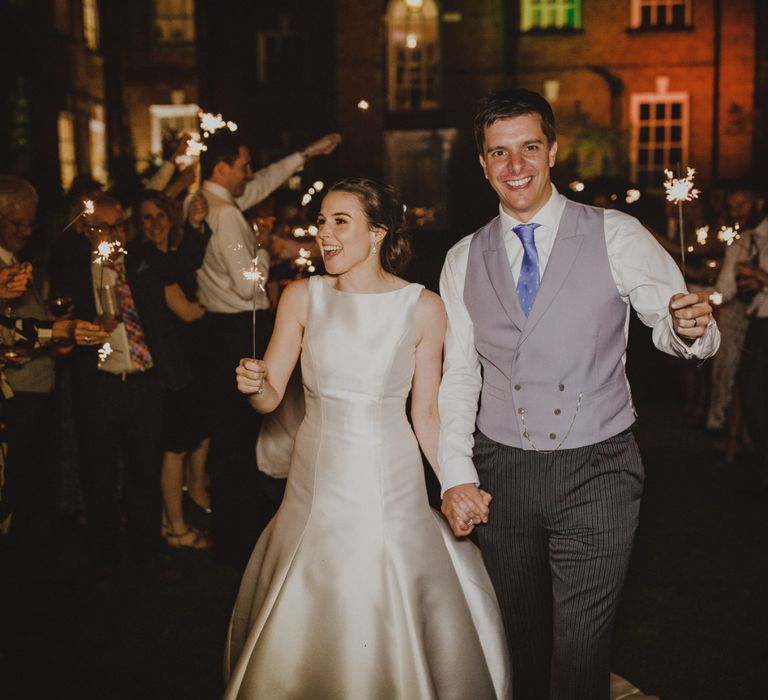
[576,175,768,490]
[0,126,340,625]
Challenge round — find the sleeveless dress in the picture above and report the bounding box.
[224,275,512,699]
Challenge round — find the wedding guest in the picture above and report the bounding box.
[133,190,210,548]
[194,128,341,568]
[57,196,165,573]
[714,179,768,487]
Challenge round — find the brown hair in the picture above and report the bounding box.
[327,177,413,275]
[134,190,183,250]
[474,88,557,153]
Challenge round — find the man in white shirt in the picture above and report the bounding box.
[197,129,340,568]
[714,181,768,491]
[438,88,719,699]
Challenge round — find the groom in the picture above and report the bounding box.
[438,88,719,699]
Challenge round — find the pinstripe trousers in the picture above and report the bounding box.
[473,427,644,700]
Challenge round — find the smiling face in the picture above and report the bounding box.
[317,191,382,275]
[139,200,171,251]
[479,113,557,222]
[217,146,253,198]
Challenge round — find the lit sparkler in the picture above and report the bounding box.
[357,99,370,111]
[709,291,723,306]
[97,342,114,363]
[185,136,207,158]
[717,224,740,246]
[625,189,641,204]
[664,167,700,277]
[696,225,709,245]
[244,258,266,359]
[569,180,585,193]
[62,199,96,232]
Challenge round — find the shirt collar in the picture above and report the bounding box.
[202,180,235,204]
[498,184,566,235]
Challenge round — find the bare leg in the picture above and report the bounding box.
[161,450,188,534]
[186,437,211,511]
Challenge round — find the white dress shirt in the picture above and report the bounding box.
[438,185,721,493]
[716,216,768,318]
[195,152,304,313]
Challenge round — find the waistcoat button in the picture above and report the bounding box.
[554,408,561,415]
[514,384,522,391]
[558,384,565,391]
[549,433,557,439]
[518,408,524,415]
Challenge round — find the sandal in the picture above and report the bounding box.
[164,527,209,550]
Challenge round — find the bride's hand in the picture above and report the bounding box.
[441,483,491,537]
[236,358,267,396]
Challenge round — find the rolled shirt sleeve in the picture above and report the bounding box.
[604,210,720,360]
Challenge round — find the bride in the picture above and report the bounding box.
[226,178,511,699]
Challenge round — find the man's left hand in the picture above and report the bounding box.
[669,291,713,341]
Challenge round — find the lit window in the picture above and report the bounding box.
[630,0,692,29]
[386,0,439,112]
[153,0,195,43]
[630,87,689,187]
[82,0,99,50]
[148,104,199,165]
[57,111,77,191]
[89,108,107,183]
[521,0,582,30]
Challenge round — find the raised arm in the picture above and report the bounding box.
[235,278,308,413]
[410,290,446,475]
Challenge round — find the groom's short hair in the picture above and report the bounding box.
[474,88,557,153]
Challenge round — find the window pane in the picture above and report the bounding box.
[671,103,682,119]
[640,103,650,120]
[655,125,666,141]
[670,125,682,142]
[655,103,666,119]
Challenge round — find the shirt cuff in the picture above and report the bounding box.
[37,325,53,343]
[665,314,717,359]
[439,458,480,498]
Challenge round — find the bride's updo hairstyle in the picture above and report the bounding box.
[328,177,413,275]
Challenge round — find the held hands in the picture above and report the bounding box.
[303,133,342,159]
[669,291,713,341]
[441,483,492,537]
[52,320,110,346]
[0,263,32,299]
[236,358,267,396]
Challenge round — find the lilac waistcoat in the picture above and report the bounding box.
[463,201,635,450]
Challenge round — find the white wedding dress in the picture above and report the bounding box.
[224,275,512,699]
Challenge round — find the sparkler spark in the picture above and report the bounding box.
[185,137,207,157]
[664,168,700,204]
[709,291,723,306]
[93,240,126,264]
[569,180,585,193]
[717,224,740,246]
[97,342,113,362]
[625,189,641,204]
[696,225,709,245]
[63,199,97,232]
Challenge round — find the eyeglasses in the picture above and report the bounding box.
[0,211,36,231]
[85,221,127,235]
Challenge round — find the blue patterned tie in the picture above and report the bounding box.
[513,222,541,316]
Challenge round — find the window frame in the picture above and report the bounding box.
[520,0,582,32]
[629,90,690,187]
[386,0,440,113]
[57,111,77,191]
[629,0,693,30]
[152,0,196,45]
